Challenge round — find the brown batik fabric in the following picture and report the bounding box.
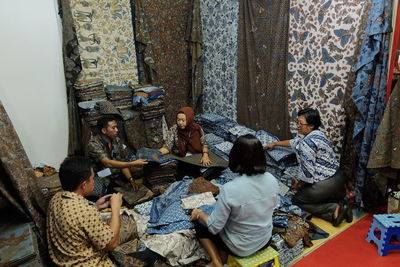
[134,0,191,124]
[0,101,46,238]
[368,81,400,169]
[186,0,203,113]
[236,0,291,140]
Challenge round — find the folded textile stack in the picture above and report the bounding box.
[211,141,233,161]
[105,85,133,109]
[74,79,106,102]
[143,162,177,190]
[227,125,256,143]
[255,130,297,165]
[204,133,224,146]
[271,234,304,267]
[78,100,104,126]
[195,113,238,140]
[132,85,165,106]
[139,99,165,120]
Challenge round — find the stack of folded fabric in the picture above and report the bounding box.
[271,234,304,267]
[77,99,106,126]
[196,113,238,140]
[74,79,106,102]
[105,85,133,109]
[132,85,165,106]
[139,99,165,120]
[204,133,224,146]
[228,125,256,143]
[143,161,177,190]
[211,141,233,161]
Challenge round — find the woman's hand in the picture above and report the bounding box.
[265,142,276,150]
[201,153,212,166]
[291,178,305,190]
[190,209,202,221]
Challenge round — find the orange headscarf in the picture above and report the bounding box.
[177,107,203,156]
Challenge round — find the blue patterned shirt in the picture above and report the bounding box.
[290,130,339,184]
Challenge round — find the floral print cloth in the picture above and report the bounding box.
[200,0,239,120]
[287,0,367,157]
[61,0,139,86]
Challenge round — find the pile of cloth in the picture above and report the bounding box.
[77,99,105,126]
[139,99,165,121]
[74,79,106,102]
[132,85,165,107]
[105,85,133,109]
[143,161,177,190]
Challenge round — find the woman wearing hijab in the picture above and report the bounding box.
[160,107,212,178]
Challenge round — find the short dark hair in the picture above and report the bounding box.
[229,134,266,176]
[59,156,92,191]
[298,108,321,130]
[96,115,118,132]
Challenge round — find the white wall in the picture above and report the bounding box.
[0,0,68,168]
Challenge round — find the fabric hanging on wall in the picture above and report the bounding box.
[62,0,139,86]
[0,101,46,238]
[236,0,291,140]
[135,0,191,124]
[59,0,83,155]
[200,0,239,121]
[287,0,367,157]
[186,0,203,114]
[367,81,400,169]
[351,0,392,206]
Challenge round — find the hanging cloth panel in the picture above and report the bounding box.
[236,0,291,140]
[200,0,239,121]
[135,0,191,124]
[351,0,392,205]
[367,80,400,169]
[287,0,367,157]
[0,101,46,238]
[63,0,138,86]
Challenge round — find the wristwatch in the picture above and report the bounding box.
[128,177,134,182]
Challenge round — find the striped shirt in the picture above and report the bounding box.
[290,130,339,183]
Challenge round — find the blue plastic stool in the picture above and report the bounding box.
[366,214,400,256]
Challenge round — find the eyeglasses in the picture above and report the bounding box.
[295,119,308,126]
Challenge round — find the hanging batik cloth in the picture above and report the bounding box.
[287,0,367,157]
[134,0,191,124]
[351,0,392,206]
[61,0,139,86]
[236,0,291,140]
[200,0,239,121]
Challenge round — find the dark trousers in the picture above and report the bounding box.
[292,169,346,222]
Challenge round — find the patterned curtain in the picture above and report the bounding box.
[351,0,392,207]
[200,0,239,121]
[236,0,291,139]
[287,0,367,157]
[186,0,204,114]
[61,0,139,86]
[134,0,191,124]
[0,101,46,239]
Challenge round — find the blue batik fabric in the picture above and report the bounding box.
[273,195,303,228]
[255,130,296,164]
[147,179,193,234]
[350,0,391,205]
[200,0,239,121]
[290,130,339,184]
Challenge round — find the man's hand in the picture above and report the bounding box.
[129,179,141,191]
[190,209,202,221]
[110,193,123,210]
[265,143,275,150]
[201,154,212,167]
[132,159,148,167]
[95,194,112,210]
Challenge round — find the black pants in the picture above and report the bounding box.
[292,169,346,222]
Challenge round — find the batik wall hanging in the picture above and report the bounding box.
[236,0,291,140]
[62,0,139,86]
[200,0,239,121]
[134,0,191,124]
[287,0,367,156]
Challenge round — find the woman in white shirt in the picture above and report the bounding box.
[190,134,279,267]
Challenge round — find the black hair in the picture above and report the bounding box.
[96,115,118,133]
[59,156,93,191]
[228,134,266,176]
[297,108,321,130]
